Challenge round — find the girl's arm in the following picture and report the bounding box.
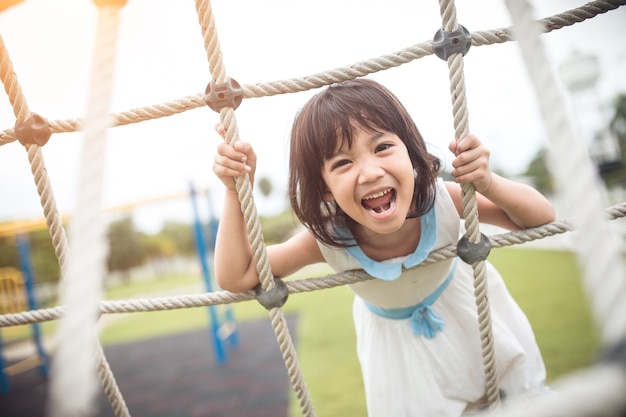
[212,127,324,292]
[447,134,555,231]
[212,137,260,292]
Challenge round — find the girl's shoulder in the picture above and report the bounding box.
[441,179,463,219]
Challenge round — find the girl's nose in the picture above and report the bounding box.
[357,162,385,184]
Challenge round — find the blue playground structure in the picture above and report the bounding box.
[189,182,239,365]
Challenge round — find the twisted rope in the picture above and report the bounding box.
[1,2,625,417]
[96,343,131,417]
[194,1,315,415]
[3,25,128,417]
[48,5,129,417]
[504,0,626,347]
[0,35,71,277]
[482,364,626,417]
[438,0,500,407]
[1,1,623,147]
[2,202,623,328]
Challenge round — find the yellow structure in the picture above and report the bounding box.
[0,267,26,315]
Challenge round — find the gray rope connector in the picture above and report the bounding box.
[254,278,289,310]
[457,233,491,264]
[432,25,472,60]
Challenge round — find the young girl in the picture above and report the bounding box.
[212,78,555,417]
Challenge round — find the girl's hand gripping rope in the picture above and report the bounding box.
[448,134,492,194]
[213,123,257,192]
[448,133,555,229]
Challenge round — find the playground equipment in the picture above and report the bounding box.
[0,185,239,380]
[0,236,49,395]
[0,0,625,416]
[189,182,239,365]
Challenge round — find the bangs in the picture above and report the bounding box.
[315,92,393,159]
[289,78,440,248]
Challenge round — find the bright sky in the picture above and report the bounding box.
[1,0,625,233]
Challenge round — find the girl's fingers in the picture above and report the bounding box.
[215,122,226,139]
[213,163,249,179]
[452,147,482,169]
[217,142,249,162]
[455,134,480,151]
[214,151,250,174]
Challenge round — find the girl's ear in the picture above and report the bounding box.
[321,185,334,202]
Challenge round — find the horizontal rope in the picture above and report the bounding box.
[1,201,623,328]
[1,0,623,147]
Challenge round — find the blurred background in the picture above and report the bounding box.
[0,0,624,282]
[0,1,625,415]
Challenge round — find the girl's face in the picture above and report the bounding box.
[321,125,415,237]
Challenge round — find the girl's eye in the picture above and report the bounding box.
[375,143,392,153]
[331,159,350,171]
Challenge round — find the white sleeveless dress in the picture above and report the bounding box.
[317,179,547,417]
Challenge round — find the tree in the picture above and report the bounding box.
[107,216,146,280]
[0,229,60,285]
[257,176,273,197]
[260,209,300,245]
[523,149,554,195]
[143,234,177,259]
[601,93,626,187]
[0,237,19,270]
[524,92,626,193]
[27,229,60,284]
[157,221,195,256]
[609,93,626,147]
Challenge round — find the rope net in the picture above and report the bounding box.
[1,0,625,416]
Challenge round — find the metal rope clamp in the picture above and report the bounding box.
[457,233,491,264]
[14,113,52,146]
[255,277,289,310]
[204,77,244,112]
[432,25,472,61]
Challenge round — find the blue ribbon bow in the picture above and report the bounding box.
[363,258,458,339]
[411,305,445,339]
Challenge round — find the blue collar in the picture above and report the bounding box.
[341,205,437,281]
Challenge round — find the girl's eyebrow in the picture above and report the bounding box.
[327,147,347,160]
[327,131,387,160]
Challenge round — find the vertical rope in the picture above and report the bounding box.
[504,0,626,346]
[2,25,130,417]
[96,343,131,417]
[0,34,70,276]
[193,0,273,293]
[438,0,500,407]
[0,34,29,123]
[49,5,129,417]
[194,1,315,415]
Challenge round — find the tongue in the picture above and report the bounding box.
[362,192,393,213]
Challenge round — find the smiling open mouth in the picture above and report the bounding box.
[362,188,396,214]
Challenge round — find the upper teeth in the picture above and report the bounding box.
[364,189,391,200]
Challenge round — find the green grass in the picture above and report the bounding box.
[98,248,598,416]
[489,248,600,379]
[4,248,599,417]
[104,273,200,300]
